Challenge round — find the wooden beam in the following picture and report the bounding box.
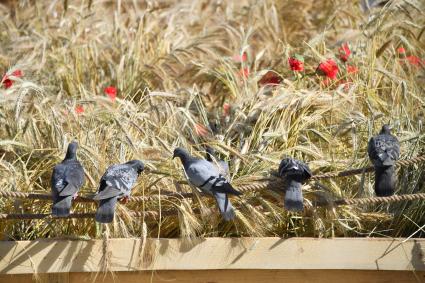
[1,270,425,283]
[0,238,424,274]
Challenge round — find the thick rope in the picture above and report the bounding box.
[332,193,425,206]
[0,155,423,208]
[0,209,180,220]
[1,193,424,220]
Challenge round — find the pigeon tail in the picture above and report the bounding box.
[284,179,303,212]
[52,196,72,217]
[375,166,396,196]
[95,197,118,223]
[214,193,235,221]
[212,182,242,196]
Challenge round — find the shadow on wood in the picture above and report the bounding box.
[1,270,425,283]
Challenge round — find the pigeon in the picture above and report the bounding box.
[368,124,400,196]
[361,0,389,12]
[93,160,144,223]
[173,147,241,221]
[278,158,312,212]
[51,141,85,217]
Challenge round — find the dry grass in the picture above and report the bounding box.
[0,0,424,240]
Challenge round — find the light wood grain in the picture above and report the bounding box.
[0,238,424,274]
[1,270,425,283]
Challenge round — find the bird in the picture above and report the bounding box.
[361,0,390,12]
[51,141,85,217]
[173,147,241,221]
[93,160,144,223]
[368,124,400,196]
[278,158,312,212]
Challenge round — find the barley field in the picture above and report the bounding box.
[0,0,424,240]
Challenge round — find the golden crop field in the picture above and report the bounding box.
[0,0,424,240]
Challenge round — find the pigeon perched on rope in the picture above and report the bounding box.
[51,141,85,217]
[173,147,241,221]
[278,158,312,212]
[368,125,400,196]
[93,160,144,223]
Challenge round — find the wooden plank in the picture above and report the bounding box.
[0,238,424,274]
[0,270,425,283]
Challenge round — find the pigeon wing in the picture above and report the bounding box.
[186,159,241,196]
[59,161,85,196]
[367,136,378,161]
[51,163,66,196]
[94,164,138,200]
[185,159,221,188]
[369,134,400,166]
[279,158,311,180]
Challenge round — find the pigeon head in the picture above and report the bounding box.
[380,124,392,135]
[65,141,78,160]
[173,147,190,161]
[126,160,144,174]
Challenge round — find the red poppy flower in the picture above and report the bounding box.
[406,55,421,66]
[239,67,249,78]
[288,57,304,71]
[258,71,282,86]
[2,69,23,89]
[338,43,351,62]
[2,76,13,89]
[232,52,247,63]
[194,123,209,137]
[346,65,358,74]
[75,105,84,114]
[12,70,23,77]
[223,103,231,116]
[104,86,117,101]
[397,47,406,54]
[317,59,339,79]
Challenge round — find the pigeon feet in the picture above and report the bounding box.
[73,192,78,200]
[120,196,130,204]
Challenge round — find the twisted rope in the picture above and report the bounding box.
[1,193,424,220]
[332,193,425,206]
[0,191,191,203]
[311,155,425,180]
[0,209,180,220]
[238,154,425,192]
[0,155,423,207]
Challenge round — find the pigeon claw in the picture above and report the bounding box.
[120,196,130,204]
[73,193,78,200]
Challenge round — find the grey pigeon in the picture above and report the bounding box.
[93,160,144,223]
[361,0,389,12]
[278,158,311,212]
[51,141,85,217]
[173,147,241,221]
[368,125,400,196]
